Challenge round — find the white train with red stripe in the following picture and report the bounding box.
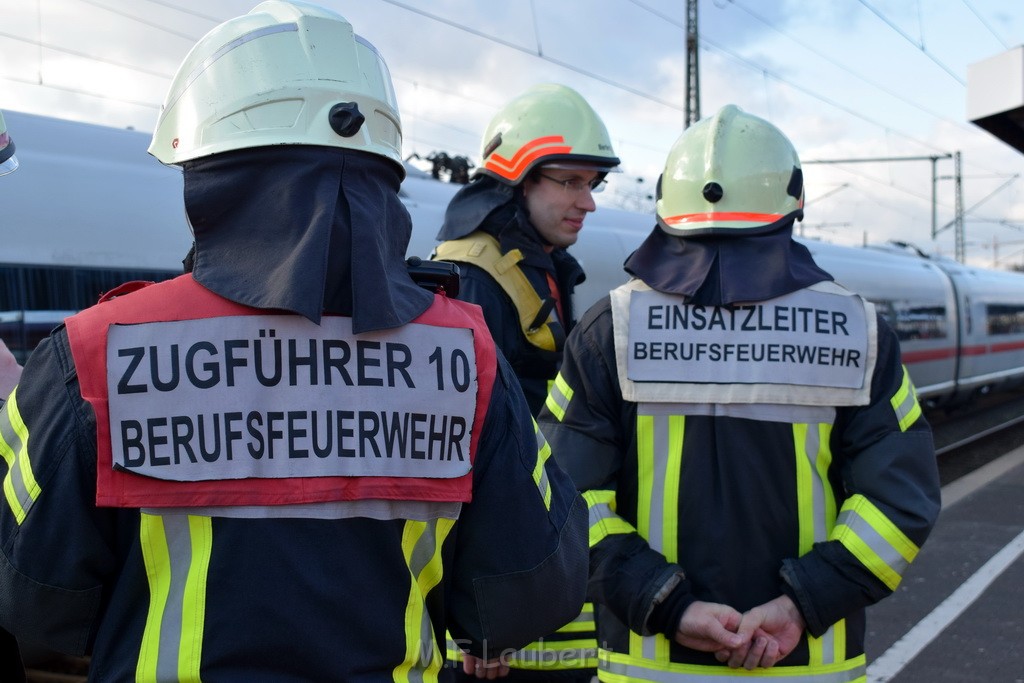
[4,110,1024,407]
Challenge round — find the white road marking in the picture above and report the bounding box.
[867,446,1024,682]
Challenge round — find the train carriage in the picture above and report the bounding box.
[4,110,1024,408]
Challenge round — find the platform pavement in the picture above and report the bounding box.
[865,447,1024,682]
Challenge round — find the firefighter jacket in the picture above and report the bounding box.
[538,277,941,682]
[433,178,585,416]
[435,182,596,680]
[0,275,589,682]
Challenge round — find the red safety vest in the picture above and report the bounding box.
[66,275,496,509]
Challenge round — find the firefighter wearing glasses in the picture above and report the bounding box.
[434,83,620,417]
[435,84,619,681]
[538,105,941,681]
[0,3,589,679]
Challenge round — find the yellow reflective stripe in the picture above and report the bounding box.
[634,411,672,663]
[137,514,171,683]
[545,372,573,422]
[508,638,599,669]
[793,421,839,666]
[635,415,654,547]
[632,414,653,663]
[445,634,464,662]
[136,513,211,683]
[395,518,454,682]
[817,423,837,532]
[533,421,553,510]
[661,416,683,564]
[582,490,635,547]
[0,390,41,524]
[809,621,846,667]
[554,602,595,632]
[890,366,922,432]
[180,516,211,681]
[834,618,847,663]
[831,494,918,591]
[793,422,836,558]
[599,647,866,682]
[794,423,816,556]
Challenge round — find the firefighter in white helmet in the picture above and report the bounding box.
[538,104,940,681]
[0,3,588,679]
[434,83,619,682]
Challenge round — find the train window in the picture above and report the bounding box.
[986,304,1024,336]
[873,300,948,340]
[1,264,178,363]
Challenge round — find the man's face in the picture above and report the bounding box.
[521,167,600,251]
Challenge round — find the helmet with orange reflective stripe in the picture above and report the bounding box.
[477,83,620,185]
[656,104,804,237]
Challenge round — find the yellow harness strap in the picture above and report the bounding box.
[434,233,558,352]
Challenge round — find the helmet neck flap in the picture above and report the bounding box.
[625,220,832,305]
[183,146,431,332]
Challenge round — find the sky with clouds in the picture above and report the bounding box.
[3,0,1023,267]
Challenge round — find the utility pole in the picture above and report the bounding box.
[803,153,964,260]
[685,0,700,128]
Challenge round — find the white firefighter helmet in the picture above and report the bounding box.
[148,0,403,175]
[656,104,804,237]
[477,83,620,185]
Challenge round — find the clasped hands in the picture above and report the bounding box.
[676,594,806,670]
[459,593,805,678]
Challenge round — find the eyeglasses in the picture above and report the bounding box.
[535,172,606,194]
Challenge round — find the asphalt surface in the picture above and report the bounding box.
[864,444,1024,682]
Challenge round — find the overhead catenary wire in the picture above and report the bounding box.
[855,0,965,85]
[961,0,1011,49]
[721,0,973,132]
[76,0,199,42]
[1,0,1020,263]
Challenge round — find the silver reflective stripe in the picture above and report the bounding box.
[836,508,911,578]
[411,519,442,676]
[600,655,866,682]
[164,23,299,115]
[545,373,572,422]
[588,499,615,528]
[816,627,837,666]
[803,424,828,545]
[643,412,670,555]
[0,396,37,522]
[797,422,841,663]
[156,515,192,682]
[534,425,553,505]
[890,367,921,432]
[637,408,675,662]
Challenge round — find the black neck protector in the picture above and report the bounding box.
[182,146,432,333]
[624,220,833,305]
